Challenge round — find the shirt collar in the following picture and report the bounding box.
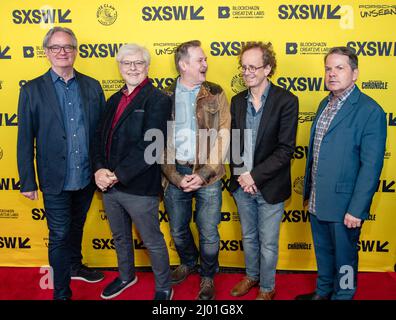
[121,77,149,96]
[246,81,271,101]
[176,78,201,93]
[327,83,355,104]
[50,68,75,83]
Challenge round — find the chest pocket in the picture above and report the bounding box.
[203,100,220,129]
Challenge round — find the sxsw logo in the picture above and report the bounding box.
[0,178,20,191]
[12,9,72,24]
[158,209,168,223]
[0,46,11,59]
[358,240,389,252]
[32,208,46,221]
[150,77,174,90]
[347,41,396,56]
[92,238,146,250]
[282,210,310,223]
[0,113,18,126]
[142,6,204,21]
[210,41,259,56]
[79,43,124,58]
[220,240,243,251]
[0,237,31,249]
[278,4,342,19]
[292,146,309,160]
[218,6,230,18]
[277,77,326,91]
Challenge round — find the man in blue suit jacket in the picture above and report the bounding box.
[296,47,387,300]
[17,27,106,300]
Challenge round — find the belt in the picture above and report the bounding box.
[176,159,194,168]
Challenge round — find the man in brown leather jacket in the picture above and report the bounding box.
[162,40,230,300]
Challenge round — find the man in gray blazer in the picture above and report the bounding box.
[17,27,106,300]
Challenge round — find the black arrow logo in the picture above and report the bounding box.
[327,5,341,19]
[0,46,11,59]
[59,9,72,23]
[376,241,389,252]
[19,237,31,249]
[191,6,204,20]
[388,113,396,126]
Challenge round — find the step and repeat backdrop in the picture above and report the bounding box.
[0,0,395,271]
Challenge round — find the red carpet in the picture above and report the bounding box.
[0,267,395,300]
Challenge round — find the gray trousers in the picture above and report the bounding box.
[103,188,171,292]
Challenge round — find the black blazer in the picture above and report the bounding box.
[229,83,299,204]
[93,82,172,196]
[17,69,106,195]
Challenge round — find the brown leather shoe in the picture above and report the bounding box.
[197,277,215,300]
[230,277,258,297]
[171,265,196,285]
[256,289,275,300]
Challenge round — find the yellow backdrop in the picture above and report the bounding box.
[0,0,394,271]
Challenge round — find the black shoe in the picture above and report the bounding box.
[295,291,330,300]
[197,277,215,300]
[171,264,196,285]
[100,276,138,300]
[153,288,174,300]
[71,265,104,283]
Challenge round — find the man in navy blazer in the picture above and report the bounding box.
[17,27,106,300]
[296,47,387,300]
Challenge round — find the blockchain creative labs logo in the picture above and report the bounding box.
[231,73,247,94]
[0,209,19,219]
[361,80,389,90]
[218,5,265,19]
[153,42,180,56]
[359,4,396,18]
[286,42,331,55]
[23,46,46,59]
[101,79,125,93]
[97,4,118,26]
[293,176,305,195]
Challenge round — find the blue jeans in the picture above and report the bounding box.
[310,214,361,300]
[164,164,222,278]
[42,182,95,299]
[232,187,284,292]
[103,189,171,292]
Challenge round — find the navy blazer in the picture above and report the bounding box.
[17,69,106,195]
[93,82,172,196]
[229,83,299,204]
[303,86,387,222]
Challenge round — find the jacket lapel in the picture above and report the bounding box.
[325,87,360,136]
[42,70,65,131]
[254,85,275,152]
[75,71,90,148]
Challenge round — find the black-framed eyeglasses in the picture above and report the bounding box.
[47,45,76,54]
[119,60,146,69]
[238,65,265,73]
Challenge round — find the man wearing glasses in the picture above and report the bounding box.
[17,27,106,300]
[93,44,172,300]
[228,43,299,300]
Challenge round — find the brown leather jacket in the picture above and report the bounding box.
[162,79,231,189]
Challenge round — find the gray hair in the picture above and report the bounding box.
[43,27,77,48]
[116,44,151,65]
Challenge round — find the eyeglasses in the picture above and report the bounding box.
[47,45,76,54]
[238,65,265,73]
[119,60,146,69]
